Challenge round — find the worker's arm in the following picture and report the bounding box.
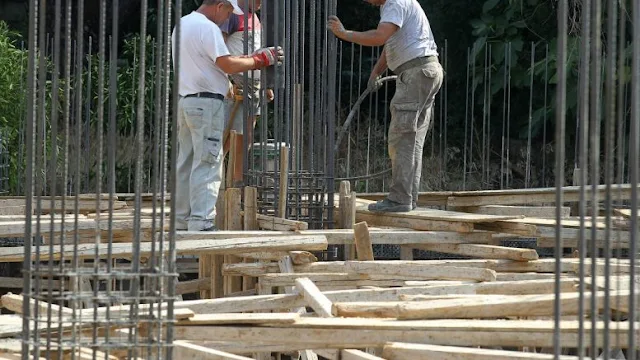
[216,56,256,74]
[327,16,398,47]
[370,47,388,80]
[216,47,284,75]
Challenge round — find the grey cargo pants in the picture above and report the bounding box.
[387,60,444,206]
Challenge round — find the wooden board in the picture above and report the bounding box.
[455,205,570,219]
[381,342,579,360]
[171,279,577,314]
[354,198,522,222]
[332,290,632,319]
[178,313,300,325]
[172,341,253,360]
[446,183,635,207]
[0,235,328,262]
[174,318,637,349]
[410,244,538,262]
[176,229,492,246]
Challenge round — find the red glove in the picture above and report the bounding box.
[252,46,284,69]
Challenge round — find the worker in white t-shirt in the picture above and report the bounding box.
[328,0,443,213]
[171,0,283,231]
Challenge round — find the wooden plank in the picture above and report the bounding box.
[173,341,253,360]
[174,318,638,349]
[332,290,632,319]
[295,278,333,317]
[256,213,308,231]
[355,212,474,233]
[179,313,299,325]
[278,256,319,360]
[353,222,374,261]
[167,278,576,314]
[176,278,211,295]
[411,244,538,262]
[224,188,243,295]
[224,259,582,277]
[381,342,579,360]
[175,229,492,245]
[446,183,635,207]
[358,192,451,207]
[474,221,538,236]
[341,349,386,360]
[455,205,570,219]
[354,198,523,223]
[0,235,328,262]
[259,263,496,283]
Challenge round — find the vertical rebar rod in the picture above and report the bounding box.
[45,0,63,353]
[71,0,85,351]
[481,44,488,187]
[554,0,568,357]
[526,42,535,189]
[166,0,182,356]
[629,0,640,356]
[542,43,549,187]
[463,47,470,190]
[589,0,603,355]
[602,0,618,357]
[21,0,38,357]
[577,0,592,356]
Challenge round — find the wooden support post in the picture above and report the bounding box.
[224,188,243,295]
[353,222,374,261]
[199,254,212,299]
[340,182,357,260]
[278,145,290,218]
[243,187,259,291]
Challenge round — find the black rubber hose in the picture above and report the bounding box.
[333,75,397,153]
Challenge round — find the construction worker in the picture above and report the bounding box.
[220,0,274,187]
[328,0,443,212]
[172,0,283,231]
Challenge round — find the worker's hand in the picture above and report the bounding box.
[368,73,383,92]
[267,89,275,102]
[327,15,348,39]
[252,46,284,69]
[227,81,235,99]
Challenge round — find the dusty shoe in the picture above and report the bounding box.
[200,225,218,231]
[412,202,417,210]
[367,199,412,213]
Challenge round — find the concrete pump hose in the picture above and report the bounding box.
[333,75,398,153]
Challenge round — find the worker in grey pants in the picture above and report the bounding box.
[172,0,283,231]
[328,0,443,212]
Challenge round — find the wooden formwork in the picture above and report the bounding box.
[0,184,636,359]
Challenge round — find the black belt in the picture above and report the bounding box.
[393,55,438,75]
[184,92,224,100]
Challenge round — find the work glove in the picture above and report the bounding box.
[252,46,284,69]
[368,74,383,92]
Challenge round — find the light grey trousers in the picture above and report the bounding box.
[387,60,444,206]
[175,96,225,231]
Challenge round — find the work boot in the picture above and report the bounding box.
[412,202,417,210]
[367,198,412,213]
[200,225,218,231]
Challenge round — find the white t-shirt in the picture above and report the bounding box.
[380,0,438,71]
[171,12,230,97]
